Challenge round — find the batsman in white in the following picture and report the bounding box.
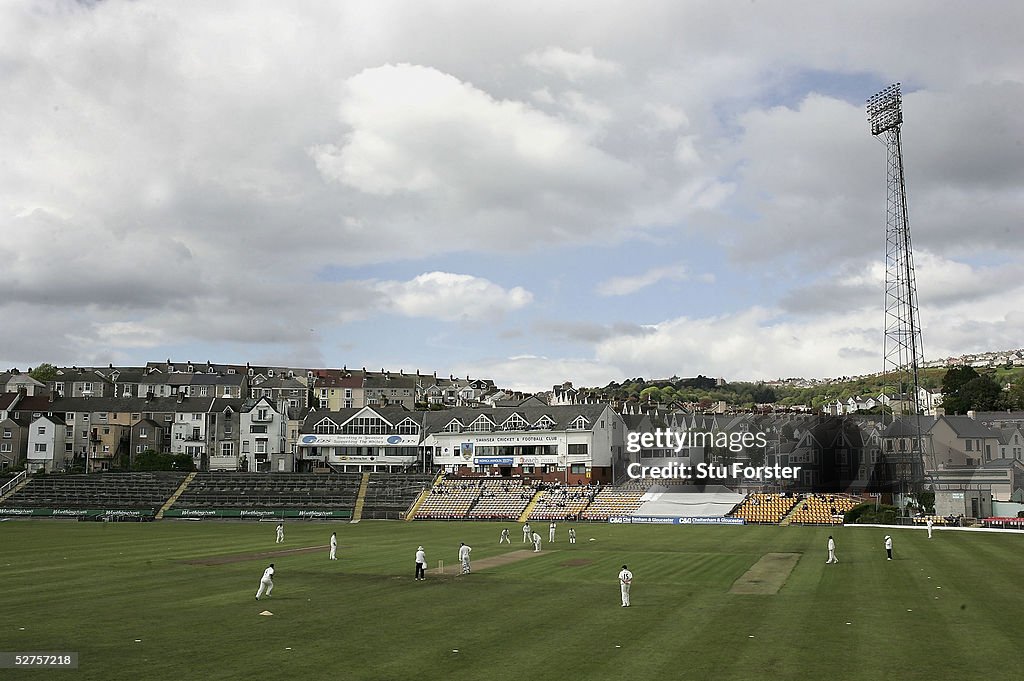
[532,532,542,552]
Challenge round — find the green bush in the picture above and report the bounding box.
[844,502,901,525]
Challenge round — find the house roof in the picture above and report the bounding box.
[420,403,612,434]
[930,415,1001,439]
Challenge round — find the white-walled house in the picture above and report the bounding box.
[26,414,67,473]
[239,397,290,472]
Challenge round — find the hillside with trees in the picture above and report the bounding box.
[575,366,1024,413]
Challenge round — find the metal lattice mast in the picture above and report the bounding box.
[868,83,925,494]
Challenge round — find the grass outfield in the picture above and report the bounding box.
[1,520,1022,681]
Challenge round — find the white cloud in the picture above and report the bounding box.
[597,263,708,297]
[454,355,624,394]
[523,46,622,81]
[1,1,1021,381]
[373,272,532,322]
[593,254,1024,382]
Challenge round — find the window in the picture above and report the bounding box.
[443,420,462,433]
[242,441,250,453]
[568,416,589,430]
[251,425,268,434]
[568,444,588,456]
[136,445,144,453]
[255,439,268,454]
[222,442,233,457]
[102,445,110,453]
[314,419,338,434]
[502,414,528,431]
[83,382,93,393]
[342,416,388,435]
[131,413,140,421]
[965,440,973,451]
[35,443,47,453]
[223,387,233,397]
[0,443,11,452]
[2,429,11,439]
[200,386,209,397]
[66,413,74,421]
[103,427,110,435]
[140,428,148,438]
[38,426,45,435]
[66,426,73,437]
[258,408,269,421]
[534,416,555,429]
[97,412,108,420]
[467,416,493,433]
[396,419,419,435]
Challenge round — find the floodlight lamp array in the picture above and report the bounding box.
[867,83,903,135]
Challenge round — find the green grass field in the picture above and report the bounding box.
[2,520,1021,681]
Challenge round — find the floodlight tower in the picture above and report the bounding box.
[867,83,925,497]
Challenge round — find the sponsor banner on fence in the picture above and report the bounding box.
[474,456,514,466]
[162,508,352,519]
[678,516,746,525]
[0,508,153,518]
[608,515,745,525]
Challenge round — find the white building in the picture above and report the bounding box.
[239,397,291,472]
[296,406,421,473]
[26,414,67,473]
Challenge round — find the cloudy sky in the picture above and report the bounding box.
[3,1,1022,391]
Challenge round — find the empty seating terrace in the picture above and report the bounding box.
[361,473,435,519]
[3,472,187,512]
[729,492,799,524]
[580,489,644,521]
[787,494,861,525]
[171,473,362,510]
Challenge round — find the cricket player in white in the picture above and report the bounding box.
[549,522,556,542]
[255,563,274,600]
[926,516,934,538]
[532,532,542,552]
[884,535,893,560]
[330,532,337,560]
[568,528,576,544]
[275,523,284,544]
[499,528,511,544]
[618,565,632,607]
[826,535,838,564]
[459,542,472,574]
[415,546,426,580]
[523,523,532,543]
